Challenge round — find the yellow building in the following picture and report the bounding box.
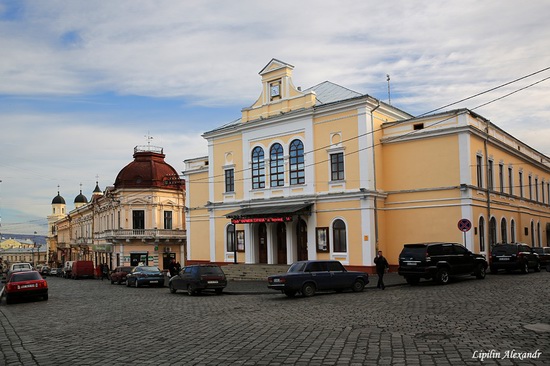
[184,59,550,272]
[51,145,186,271]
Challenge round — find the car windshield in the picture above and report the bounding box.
[13,264,31,270]
[11,272,42,281]
[122,267,133,273]
[136,266,160,273]
[400,246,427,260]
[199,266,224,275]
[288,262,306,273]
[533,248,544,254]
[492,245,517,255]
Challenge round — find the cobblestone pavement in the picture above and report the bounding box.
[1,271,549,365]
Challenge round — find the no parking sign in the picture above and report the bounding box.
[457,218,472,232]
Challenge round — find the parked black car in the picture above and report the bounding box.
[531,247,550,272]
[398,242,488,285]
[267,260,369,297]
[169,264,227,295]
[126,266,164,287]
[490,243,540,274]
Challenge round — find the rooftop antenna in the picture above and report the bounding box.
[386,74,391,105]
[145,131,154,146]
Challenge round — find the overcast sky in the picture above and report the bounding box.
[1,0,549,236]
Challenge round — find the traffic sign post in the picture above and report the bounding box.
[458,219,472,249]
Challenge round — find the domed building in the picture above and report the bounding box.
[49,145,186,272]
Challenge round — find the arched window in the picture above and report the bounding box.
[537,222,541,247]
[251,147,265,189]
[489,217,497,247]
[501,218,507,244]
[270,143,284,187]
[479,217,485,252]
[510,219,516,243]
[332,219,347,252]
[226,225,235,252]
[289,139,305,185]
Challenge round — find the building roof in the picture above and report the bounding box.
[74,190,88,204]
[304,81,363,105]
[52,192,66,205]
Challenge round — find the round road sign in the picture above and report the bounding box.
[458,218,472,232]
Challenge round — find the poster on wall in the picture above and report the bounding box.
[316,227,329,252]
[236,230,245,251]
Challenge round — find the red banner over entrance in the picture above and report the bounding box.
[231,216,293,224]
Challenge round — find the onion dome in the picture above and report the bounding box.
[114,146,183,190]
[74,190,88,204]
[52,191,66,205]
[93,182,102,194]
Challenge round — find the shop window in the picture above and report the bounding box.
[251,147,265,189]
[226,225,235,252]
[332,219,347,253]
[289,140,305,185]
[270,143,284,187]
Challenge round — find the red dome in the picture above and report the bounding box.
[114,146,183,190]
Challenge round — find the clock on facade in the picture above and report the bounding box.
[270,83,280,98]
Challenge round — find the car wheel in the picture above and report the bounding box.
[117,279,122,285]
[475,264,486,279]
[534,262,541,272]
[301,283,316,297]
[546,264,550,272]
[135,280,139,288]
[435,268,450,285]
[284,290,296,298]
[43,294,48,301]
[169,283,177,294]
[5,295,12,305]
[521,262,529,274]
[351,279,365,292]
[405,276,420,285]
[215,288,223,295]
[490,266,498,274]
[126,279,131,287]
[187,284,196,296]
[110,278,115,284]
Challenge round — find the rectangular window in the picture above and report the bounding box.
[132,210,145,230]
[225,169,234,193]
[519,171,524,198]
[164,211,172,230]
[499,163,504,193]
[542,181,546,204]
[535,178,539,202]
[529,175,533,200]
[487,160,494,191]
[330,153,345,181]
[476,155,483,188]
[508,167,513,195]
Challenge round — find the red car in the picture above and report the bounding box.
[4,270,48,304]
[110,266,135,285]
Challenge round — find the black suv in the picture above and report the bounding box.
[532,247,550,271]
[490,243,540,274]
[398,242,488,285]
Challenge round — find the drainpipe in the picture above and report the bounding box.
[370,101,381,249]
[484,119,492,250]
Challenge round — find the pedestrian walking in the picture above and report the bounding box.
[374,250,389,290]
[101,263,109,281]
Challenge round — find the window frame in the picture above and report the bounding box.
[163,211,173,230]
[269,143,285,187]
[224,168,235,193]
[251,146,266,189]
[332,219,347,253]
[330,152,345,181]
[289,139,305,185]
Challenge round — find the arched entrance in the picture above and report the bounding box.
[258,223,267,264]
[297,219,308,261]
[276,222,287,264]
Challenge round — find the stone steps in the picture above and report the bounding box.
[221,264,290,281]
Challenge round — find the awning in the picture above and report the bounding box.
[226,203,312,224]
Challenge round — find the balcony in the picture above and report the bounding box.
[98,229,187,241]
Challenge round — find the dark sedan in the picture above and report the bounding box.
[169,264,227,295]
[126,266,164,288]
[110,266,134,285]
[4,270,48,304]
[532,247,550,271]
[267,260,369,297]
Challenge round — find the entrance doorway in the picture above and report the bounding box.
[276,222,287,264]
[162,252,176,271]
[258,223,267,264]
[297,219,308,261]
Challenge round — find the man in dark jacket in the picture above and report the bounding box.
[374,250,389,290]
